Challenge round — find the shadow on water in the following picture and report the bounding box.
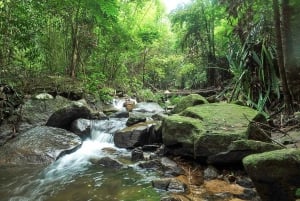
[0,118,162,201]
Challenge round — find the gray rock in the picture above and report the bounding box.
[109,111,129,118]
[0,126,81,166]
[152,178,186,193]
[70,118,91,139]
[91,157,123,169]
[126,115,147,127]
[203,165,219,180]
[152,178,171,191]
[168,178,186,193]
[46,100,93,130]
[138,159,162,170]
[114,122,161,148]
[131,148,144,162]
[160,157,184,176]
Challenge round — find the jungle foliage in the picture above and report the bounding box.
[0,0,299,113]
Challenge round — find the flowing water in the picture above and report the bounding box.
[0,118,162,201]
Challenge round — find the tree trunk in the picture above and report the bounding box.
[282,0,300,102]
[272,0,293,113]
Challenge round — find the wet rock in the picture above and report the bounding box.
[171,94,208,114]
[19,95,71,131]
[168,178,186,193]
[160,157,184,176]
[204,166,219,180]
[138,159,162,170]
[0,126,81,166]
[152,178,171,191]
[114,122,161,148]
[243,148,300,201]
[70,118,91,139]
[236,176,254,188]
[152,178,186,193]
[92,157,123,169]
[109,111,129,118]
[46,99,93,130]
[236,188,258,200]
[207,140,283,165]
[131,148,144,162]
[126,115,147,127]
[162,103,264,159]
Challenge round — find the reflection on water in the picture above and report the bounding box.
[0,118,161,201]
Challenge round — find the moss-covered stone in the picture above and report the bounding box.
[171,94,208,114]
[207,140,283,164]
[162,103,261,159]
[243,149,300,201]
[162,115,203,157]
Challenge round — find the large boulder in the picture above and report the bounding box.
[46,99,93,130]
[114,121,162,148]
[0,126,81,166]
[207,140,283,165]
[162,103,263,159]
[0,95,71,146]
[243,148,300,201]
[19,95,71,132]
[171,94,208,114]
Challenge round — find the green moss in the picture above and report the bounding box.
[243,148,300,166]
[181,103,258,136]
[162,115,203,145]
[172,94,208,114]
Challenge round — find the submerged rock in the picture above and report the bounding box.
[91,157,123,169]
[162,103,264,159]
[243,148,300,201]
[171,94,208,114]
[0,126,81,166]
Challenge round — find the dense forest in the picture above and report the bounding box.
[1,0,300,114]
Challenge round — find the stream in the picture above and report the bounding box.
[0,117,163,201]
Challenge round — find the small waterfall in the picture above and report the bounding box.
[8,118,128,201]
[90,118,127,143]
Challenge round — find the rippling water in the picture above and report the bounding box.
[0,118,162,201]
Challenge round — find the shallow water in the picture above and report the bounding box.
[0,118,162,201]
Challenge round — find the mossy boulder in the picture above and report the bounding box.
[162,103,263,159]
[171,94,208,114]
[243,148,300,201]
[207,140,283,164]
